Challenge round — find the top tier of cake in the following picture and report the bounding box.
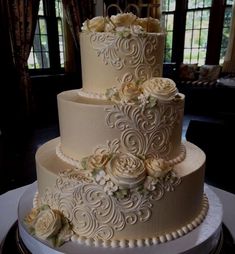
[80,13,165,95]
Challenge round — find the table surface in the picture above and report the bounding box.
[0,182,235,245]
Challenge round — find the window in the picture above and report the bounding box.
[162,0,233,66]
[184,1,212,65]
[162,0,175,62]
[220,0,233,64]
[27,0,65,73]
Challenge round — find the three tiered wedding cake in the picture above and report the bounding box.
[21,10,211,252]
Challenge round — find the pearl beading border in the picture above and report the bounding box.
[77,89,107,100]
[56,143,186,169]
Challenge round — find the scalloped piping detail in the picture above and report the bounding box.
[69,194,209,248]
[56,143,186,169]
[77,89,107,100]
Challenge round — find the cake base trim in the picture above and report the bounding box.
[18,183,222,253]
[30,191,208,248]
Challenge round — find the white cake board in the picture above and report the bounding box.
[18,182,223,254]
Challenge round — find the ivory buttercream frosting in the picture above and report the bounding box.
[24,10,208,250]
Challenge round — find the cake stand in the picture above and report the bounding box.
[17,182,223,254]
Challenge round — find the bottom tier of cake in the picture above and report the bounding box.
[32,139,208,247]
[18,183,223,254]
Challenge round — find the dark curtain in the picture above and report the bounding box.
[62,0,94,73]
[7,0,40,114]
[62,0,94,49]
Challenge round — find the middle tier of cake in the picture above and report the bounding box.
[57,89,185,165]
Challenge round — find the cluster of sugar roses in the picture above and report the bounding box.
[81,148,174,198]
[82,12,162,34]
[106,77,179,106]
[78,77,179,196]
[24,204,72,247]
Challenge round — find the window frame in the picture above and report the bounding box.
[28,0,65,75]
[163,0,233,67]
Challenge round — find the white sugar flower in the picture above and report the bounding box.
[145,158,172,178]
[82,16,105,32]
[142,77,178,100]
[106,153,146,189]
[104,180,118,195]
[138,93,149,105]
[34,208,62,240]
[135,17,161,33]
[119,81,143,104]
[86,153,109,171]
[95,170,110,185]
[130,24,145,34]
[110,12,137,28]
[144,176,157,191]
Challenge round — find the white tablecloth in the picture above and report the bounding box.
[0,183,235,244]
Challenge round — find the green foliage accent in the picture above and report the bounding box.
[147,96,158,108]
[81,157,88,170]
[40,204,50,211]
[117,30,131,38]
[114,188,129,199]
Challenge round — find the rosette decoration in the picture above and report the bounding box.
[141,77,178,100]
[106,77,178,106]
[106,153,146,189]
[145,158,172,178]
[79,150,179,197]
[106,81,143,104]
[24,205,72,247]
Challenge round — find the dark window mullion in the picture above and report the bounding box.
[198,10,203,63]
[43,0,60,71]
[32,46,36,68]
[171,0,187,65]
[206,0,225,64]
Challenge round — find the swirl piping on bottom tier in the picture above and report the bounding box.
[32,192,208,248]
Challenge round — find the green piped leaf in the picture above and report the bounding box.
[147,96,158,108]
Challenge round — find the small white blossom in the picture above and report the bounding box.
[95,170,110,185]
[144,176,157,191]
[138,93,149,105]
[131,25,145,34]
[104,180,118,195]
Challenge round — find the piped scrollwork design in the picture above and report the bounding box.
[89,32,162,82]
[105,100,183,159]
[41,168,181,241]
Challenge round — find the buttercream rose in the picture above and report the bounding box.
[135,17,161,32]
[82,16,105,32]
[87,153,110,171]
[107,153,146,189]
[110,12,137,27]
[34,208,62,240]
[24,208,40,225]
[119,81,143,103]
[142,77,178,100]
[145,158,172,178]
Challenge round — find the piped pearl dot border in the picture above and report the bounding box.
[56,143,186,169]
